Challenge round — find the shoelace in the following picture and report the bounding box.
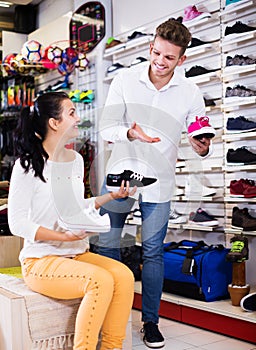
[196,116,210,127]
[130,172,144,181]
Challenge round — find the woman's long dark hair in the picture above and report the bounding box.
[14,91,70,182]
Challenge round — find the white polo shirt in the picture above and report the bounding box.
[100,62,206,203]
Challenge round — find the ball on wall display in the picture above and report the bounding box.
[11,54,31,74]
[21,40,45,62]
[3,53,18,75]
[46,45,63,65]
[62,47,78,65]
[75,52,89,71]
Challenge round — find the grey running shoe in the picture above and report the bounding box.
[225,85,256,98]
[226,54,256,67]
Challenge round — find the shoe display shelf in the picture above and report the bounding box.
[103,35,153,59]
[220,0,254,16]
[133,281,256,344]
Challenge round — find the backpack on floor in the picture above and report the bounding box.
[163,240,232,302]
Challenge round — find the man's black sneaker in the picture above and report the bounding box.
[106,170,157,191]
[224,21,256,37]
[226,234,249,262]
[141,322,165,348]
[231,206,256,231]
[240,292,256,312]
[226,116,256,133]
[188,208,219,227]
[226,147,256,165]
[185,65,219,78]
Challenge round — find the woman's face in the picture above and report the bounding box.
[57,98,81,141]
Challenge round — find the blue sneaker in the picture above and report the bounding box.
[226,116,256,133]
[225,0,243,6]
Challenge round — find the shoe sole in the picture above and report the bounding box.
[188,220,219,227]
[143,338,165,349]
[58,219,111,233]
[240,292,256,312]
[226,127,256,133]
[183,13,211,25]
[106,180,158,193]
[231,224,256,231]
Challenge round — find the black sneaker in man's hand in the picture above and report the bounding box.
[141,322,165,348]
[106,170,157,191]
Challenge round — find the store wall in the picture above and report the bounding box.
[112,0,197,36]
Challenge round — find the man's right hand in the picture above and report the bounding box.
[127,122,161,143]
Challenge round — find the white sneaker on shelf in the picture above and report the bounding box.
[58,206,111,233]
[185,176,216,197]
[169,209,187,224]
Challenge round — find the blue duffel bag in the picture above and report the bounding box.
[163,240,232,302]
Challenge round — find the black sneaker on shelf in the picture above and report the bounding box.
[141,322,165,349]
[224,21,256,37]
[204,97,216,107]
[226,147,256,165]
[189,208,219,227]
[106,170,157,191]
[226,54,256,67]
[226,234,249,262]
[231,206,256,231]
[226,116,256,133]
[187,37,212,48]
[185,65,219,78]
[240,292,256,312]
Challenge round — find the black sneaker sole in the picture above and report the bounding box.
[143,338,165,349]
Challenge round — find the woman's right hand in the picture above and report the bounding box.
[63,230,89,241]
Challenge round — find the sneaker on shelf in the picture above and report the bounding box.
[226,54,256,68]
[173,187,184,196]
[226,147,256,165]
[231,206,256,231]
[141,322,165,349]
[169,209,187,224]
[187,116,216,139]
[230,179,256,198]
[49,78,72,92]
[204,97,216,107]
[185,176,216,197]
[226,116,256,133]
[105,37,126,53]
[240,292,256,312]
[58,207,111,233]
[106,170,157,191]
[185,65,219,78]
[225,0,244,7]
[130,56,148,66]
[224,21,256,39]
[107,62,126,76]
[189,208,219,227]
[225,85,256,100]
[78,119,93,129]
[182,5,211,24]
[226,234,249,262]
[126,31,153,47]
[187,37,213,49]
[80,89,95,103]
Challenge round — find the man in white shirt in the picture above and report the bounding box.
[99,18,212,348]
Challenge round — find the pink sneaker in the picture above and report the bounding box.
[183,5,211,24]
[188,116,216,139]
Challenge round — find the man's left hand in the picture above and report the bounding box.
[188,135,211,157]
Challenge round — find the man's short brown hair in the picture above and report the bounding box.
[155,18,191,56]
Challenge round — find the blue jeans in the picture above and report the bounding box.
[99,182,170,324]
